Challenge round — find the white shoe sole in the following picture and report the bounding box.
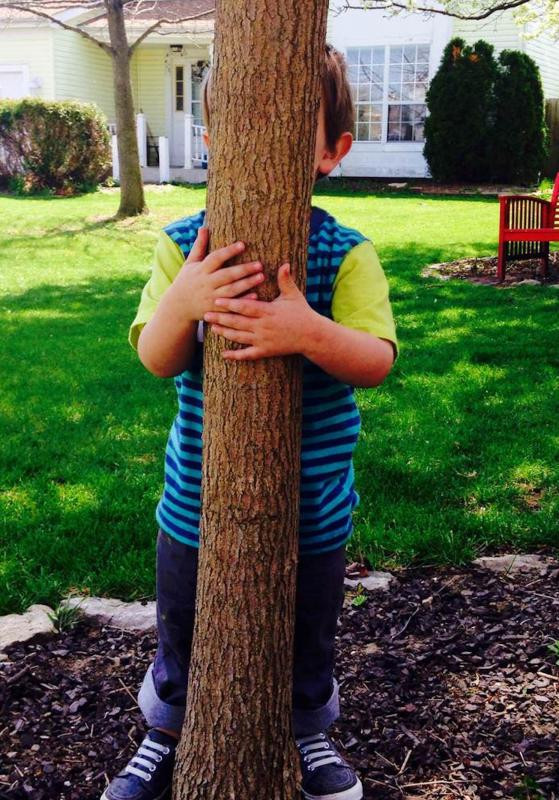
[100,786,170,800]
[302,775,363,800]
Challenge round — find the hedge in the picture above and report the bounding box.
[0,98,111,194]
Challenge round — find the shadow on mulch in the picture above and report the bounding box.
[422,252,559,287]
[1,562,558,800]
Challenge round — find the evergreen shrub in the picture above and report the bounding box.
[0,99,111,194]
[424,37,549,184]
[491,50,549,184]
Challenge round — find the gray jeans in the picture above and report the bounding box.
[138,529,347,737]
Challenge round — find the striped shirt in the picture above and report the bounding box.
[145,206,394,555]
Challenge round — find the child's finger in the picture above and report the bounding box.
[220,273,264,298]
[223,346,262,361]
[212,261,262,287]
[185,226,209,263]
[213,297,266,317]
[203,241,246,272]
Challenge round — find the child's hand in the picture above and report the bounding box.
[169,227,264,321]
[203,263,317,360]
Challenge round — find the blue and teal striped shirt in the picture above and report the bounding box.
[157,206,367,555]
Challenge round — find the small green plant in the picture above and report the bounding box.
[351,584,368,608]
[513,775,546,799]
[546,640,559,665]
[47,596,86,633]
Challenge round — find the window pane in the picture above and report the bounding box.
[347,49,359,65]
[414,121,425,141]
[359,48,372,65]
[402,63,415,81]
[388,84,401,101]
[176,66,184,81]
[359,83,370,102]
[402,83,414,101]
[372,46,385,64]
[403,45,416,63]
[416,65,429,83]
[357,122,371,141]
[417,45,430,63]
[387,122,402,141]
[388,105,401,123]
[359,65,373,82]
[414,81,427,102]
[390,46,403,63]
[389,65,401,83]
[350,83,358,102]
[371,123,382,141]
[371,66,384,83]
[371,83,383,101]
[348,66,359,83]
[176,96,184,111]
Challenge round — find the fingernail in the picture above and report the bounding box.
[215,299,225,306]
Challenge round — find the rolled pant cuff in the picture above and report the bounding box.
[137,662,186,734]
[292,677,340,738]
[138,663,340,739]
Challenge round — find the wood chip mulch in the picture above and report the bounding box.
[1,562,558,800]
[421,252,559,286]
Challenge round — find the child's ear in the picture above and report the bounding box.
[202,130,210,149]
[317,131,353,176]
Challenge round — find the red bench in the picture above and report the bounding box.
[497,172,559,281]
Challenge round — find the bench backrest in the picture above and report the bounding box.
[551,172,559,229]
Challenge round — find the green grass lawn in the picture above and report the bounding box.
[1,182,558,614]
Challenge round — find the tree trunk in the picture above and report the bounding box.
[105,0,147,217]
[172,2,328,799]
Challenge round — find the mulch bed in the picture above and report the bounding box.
[421,252,559,286]
[1,561,558,800]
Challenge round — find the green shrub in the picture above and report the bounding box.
[424,38,499,182]
[491,50,549,184]
[424,38,549,185]
[0,98,111,194]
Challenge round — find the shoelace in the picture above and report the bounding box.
[296,733,342,772]
[124,736,171,782]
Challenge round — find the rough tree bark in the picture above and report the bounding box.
[172,2,329,799]
[105,0,146,218]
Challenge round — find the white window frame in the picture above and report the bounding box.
[346,45,430,145]
[0,65,30,99]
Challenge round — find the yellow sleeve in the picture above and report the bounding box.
[128,231,185,350]
[331,240,399,363]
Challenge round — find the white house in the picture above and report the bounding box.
[0,0,557,180]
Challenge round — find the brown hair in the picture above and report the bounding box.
[201,43,354,151]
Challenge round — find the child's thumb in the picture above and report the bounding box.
[278,263,296,293]
[186,226,208,263]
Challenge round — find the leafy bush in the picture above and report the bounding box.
[424,38,549,184]
[491,50,549,185]
[424,38,499,183]
[0,99,111,194]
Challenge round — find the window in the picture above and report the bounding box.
[175,65,184,112]
[347,44,430,143]
[347,47,384,142]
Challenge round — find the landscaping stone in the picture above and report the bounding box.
[516,278,541,285]
[60,595,156,632]
[0,604,56,652]
[473,553,554,575]
[344,571,394,592]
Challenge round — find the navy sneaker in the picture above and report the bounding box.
[100,728,178,800]
[296,731,363,800]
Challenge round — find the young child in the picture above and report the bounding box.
[101,44,398,800]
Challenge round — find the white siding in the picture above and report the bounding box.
[0,25,55,98]
[452,8,524,52]
[524,33,559,99]
[131,46,168,137]
[53,28,115,121]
